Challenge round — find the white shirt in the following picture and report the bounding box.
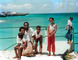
[25,28,34,40]
[49,24,55,30]
[67,20,72,26]
[17,33,30,44]
[32,30,42,39]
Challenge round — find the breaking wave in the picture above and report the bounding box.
[0,20,5,23]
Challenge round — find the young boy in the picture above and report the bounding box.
[18,33,24,47]
[32,26,43,55]
[13,27,30,59]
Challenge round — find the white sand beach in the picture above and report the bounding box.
[0,41,70,60]
[0,31,71,60]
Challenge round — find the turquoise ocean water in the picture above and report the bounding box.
[0,13,78,51]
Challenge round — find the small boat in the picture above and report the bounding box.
[0,15,6,17]
[0,12,29,17]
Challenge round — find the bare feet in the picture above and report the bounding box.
[47,53,51,56]
[52,53,55,56]
[13,56,18,59]
[35,51,38,54]
[53,54,55,56]
[17,58,21,60]
[40,52,42,55]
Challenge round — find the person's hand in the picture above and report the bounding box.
[48,34,53,38]
[48,35,51,38]
[22,41,25,44]
[17,43,21,46]
[25,41,27,44]
[32,44,35,47]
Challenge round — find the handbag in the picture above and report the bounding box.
[65,25,69,30]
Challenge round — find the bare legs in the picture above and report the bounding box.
[48,51,51,56]
[35,36,43,54]
[39,36,42,55]
[67,40,71,45]
[35,41,38,54]
[13,46,19,58]
[13,46,23,60]
[18,47,23,59]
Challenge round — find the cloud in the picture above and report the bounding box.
[42,4,48,8]
[76,3,78,6]
[0,3,33,10]
[0,0,78,13]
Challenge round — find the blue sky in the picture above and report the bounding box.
[0,0,78,13]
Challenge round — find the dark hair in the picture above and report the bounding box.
[19,27,25,32]
[18,33,24,39]
[70,17,73,19]
[36,26,41,29]
[49,17,54,21]
[23,22,29,26]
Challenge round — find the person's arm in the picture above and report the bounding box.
[22,40,25,44]
[27,34,30,42]
[32,36,35,46]
[40,31,43,37]
[22,37,27,47]
[32,31,35,46]
[47,24,50,36]
[17,43,21,46]
[68,20,71,31]
[17,36,21,46]
[31,28,34,34]
[51,24,57,36]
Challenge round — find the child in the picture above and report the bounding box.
[18,33,24,47]
[18,33,27,49]
[13,33,24,59]
[47,17,57,56]
[32,26,43,55]
[13,27,29,60]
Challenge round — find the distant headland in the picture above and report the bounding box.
[0,12,29,17]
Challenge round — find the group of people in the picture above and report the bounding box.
[13,17,73,60]
[13,22,44,60]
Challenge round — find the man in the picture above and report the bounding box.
[65,17,73,44]
[32,26,43,55]
[13,27,30,60]
[47,17,57,56]
[23,22,34,41]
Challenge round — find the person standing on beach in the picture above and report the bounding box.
[23,22,34,41]
[65,17,73,44]
[47,17,57,56]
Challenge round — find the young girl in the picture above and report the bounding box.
[47,17,57,56]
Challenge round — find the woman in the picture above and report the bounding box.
[47,17,57,56]
[65,17,73,44]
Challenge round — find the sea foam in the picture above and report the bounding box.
[0,20,5,23]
